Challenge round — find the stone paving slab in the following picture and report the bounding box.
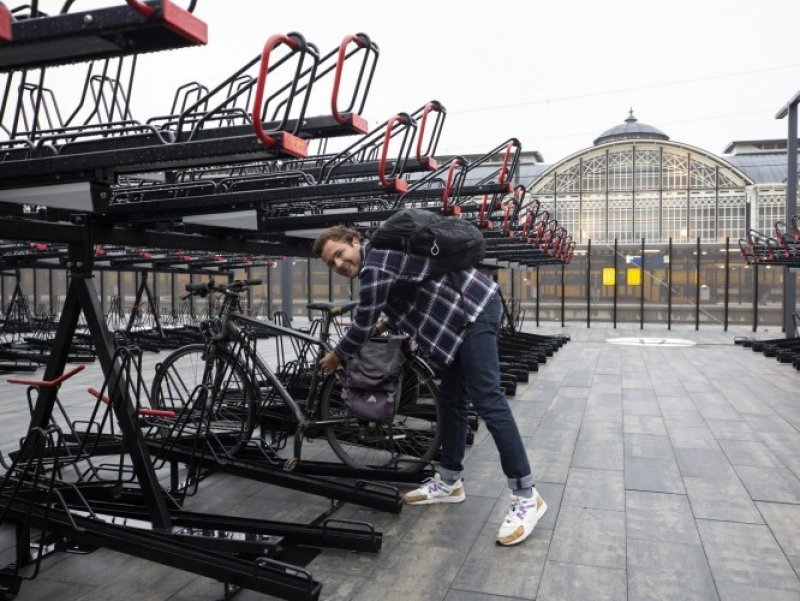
[0,322,798,600]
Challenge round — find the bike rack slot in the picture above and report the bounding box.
[376,113,413,192]
[252,33,309,158]
[415,100,445,170]
[330,33,374,134]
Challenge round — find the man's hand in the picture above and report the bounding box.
[319,350,342,375]
[371,321,388,336]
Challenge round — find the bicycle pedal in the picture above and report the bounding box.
[283,457,299,471]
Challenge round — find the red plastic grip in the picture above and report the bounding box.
[8,364,86,388]
[501,201,515,237]
[441,158,462,212]
[125,1,207,44]
[87,387,111,405]
[377,115,409,192]
[252,34,308,158]
[497,140,519,189]
[522,210,534,239]
[479,195,492,228]
[416,101,443,170]
[0,3,11,43]
[138,408,177,418]
[331,34,368,132]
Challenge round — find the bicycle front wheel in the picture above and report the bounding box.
[320,358,441,472]
[150,343,256,449]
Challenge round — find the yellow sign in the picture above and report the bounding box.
[627,267,641,286]
[602,267,616,286]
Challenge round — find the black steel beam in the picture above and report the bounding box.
[0,217,300,255]
[0,496,322,601]
[146,441,404,514]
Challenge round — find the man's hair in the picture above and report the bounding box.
[312,225,362,257]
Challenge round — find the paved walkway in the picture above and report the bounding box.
[0,323,798,600]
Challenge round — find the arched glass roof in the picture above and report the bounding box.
[529,138,753,195]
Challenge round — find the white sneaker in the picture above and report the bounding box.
[403,473,465,505]
[496,490,547,546]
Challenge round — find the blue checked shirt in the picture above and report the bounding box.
[334,245,499,366]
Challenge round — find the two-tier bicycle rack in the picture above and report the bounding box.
[0,2,576,598]
[0,3,400,599]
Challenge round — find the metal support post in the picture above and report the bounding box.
[776,93,799,338]
[19,243,172,531]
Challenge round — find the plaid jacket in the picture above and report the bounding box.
[334,245,499,365]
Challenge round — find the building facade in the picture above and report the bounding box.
[519,110,796,329]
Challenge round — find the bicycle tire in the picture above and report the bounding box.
[150,343,256,450]
[320,357,441,472]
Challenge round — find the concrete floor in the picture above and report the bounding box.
[0,322,798,600]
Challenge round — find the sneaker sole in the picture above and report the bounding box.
[496,500,547,546]
[404,494,466,506]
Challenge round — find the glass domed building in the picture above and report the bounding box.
[528,109,756,244]
[513,110,796,328]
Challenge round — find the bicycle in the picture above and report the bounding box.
[149,279,442,472]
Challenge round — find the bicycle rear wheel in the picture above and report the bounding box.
[320,358,441,471]
[150,343,256,449]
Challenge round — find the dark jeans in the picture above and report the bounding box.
[436,292,534,491]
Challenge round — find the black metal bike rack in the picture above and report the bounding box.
[0,9,404,597]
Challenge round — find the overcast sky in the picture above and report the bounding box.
[60,0,800,163]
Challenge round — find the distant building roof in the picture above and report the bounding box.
[722,139,795,155]
[594,109,669,146]
[723,153,798,184]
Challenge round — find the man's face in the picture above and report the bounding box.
[320,237,362,279]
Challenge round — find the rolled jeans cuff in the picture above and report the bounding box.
[507,474,535,491]
[437,466,463,483]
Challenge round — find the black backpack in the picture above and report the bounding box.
[368,208,486,273]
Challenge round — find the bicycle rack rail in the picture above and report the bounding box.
[2,324,386,598]
[97,100,442,235]
[0,37,319,198]
[0,0,207,72]
[101,111,419,232]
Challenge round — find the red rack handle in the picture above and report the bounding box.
[0,2,12,43]
[479,195,491,228]
[416,101,443,170]
[125,1,207,44]
[501,200,516,237]
[331,34,369,133]
[138,408,177,418]
[441,157,462,214]
[87,387,111,405]
[378,115,409,192]
[87,388,174,418]
[497,139,520,189]
[252,34,308,158]
[8,364,86,388]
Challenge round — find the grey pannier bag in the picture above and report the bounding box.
[341,335,407,422]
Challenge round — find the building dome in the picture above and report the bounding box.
[593,109,669,145]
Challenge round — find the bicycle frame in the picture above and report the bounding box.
[164,280,441,475]
[193,285,346,466]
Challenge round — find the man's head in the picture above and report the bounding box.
[313,225,363,279]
